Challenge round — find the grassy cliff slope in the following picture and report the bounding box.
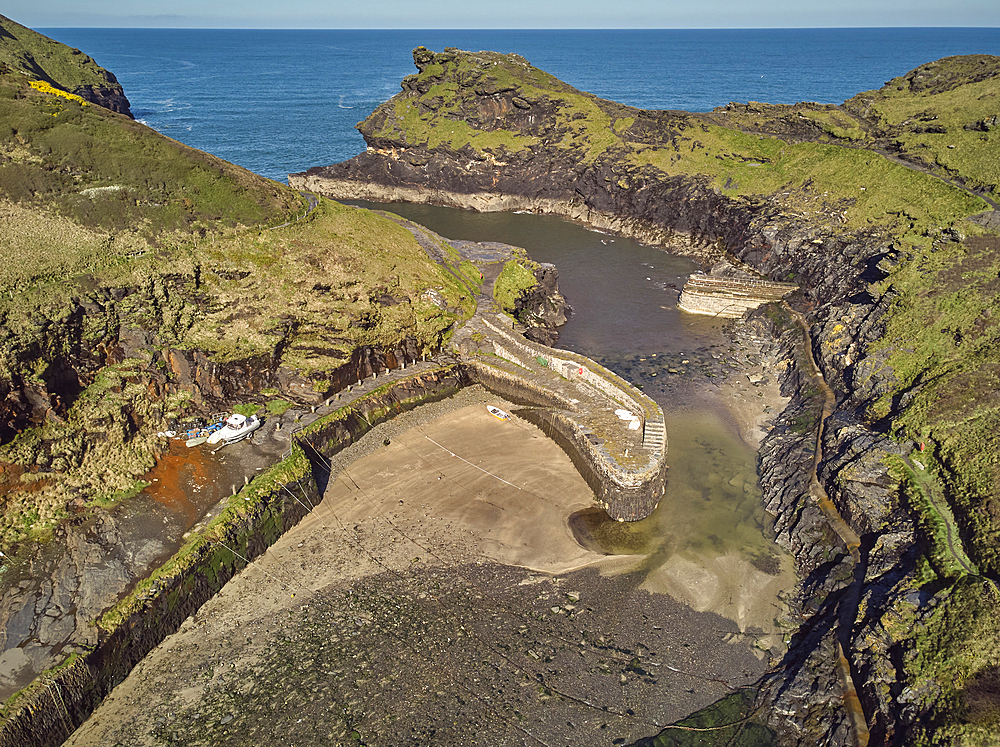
[352,47,994,242]
[310,47,1000,745]
[0,30,476,555]
[0,15,133,115]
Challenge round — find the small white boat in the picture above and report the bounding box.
[487,405,511,421]
[207,413,262,445]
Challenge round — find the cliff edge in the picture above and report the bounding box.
[0,15,133,117]
[293,47,1000,746]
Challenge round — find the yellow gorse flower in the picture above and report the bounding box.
[29,79,89,108]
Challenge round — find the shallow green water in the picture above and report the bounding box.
[357,201,784,575]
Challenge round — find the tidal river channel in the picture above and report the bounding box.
[3,201,798,739]
[24,200,804,747]
[359,201,796,633]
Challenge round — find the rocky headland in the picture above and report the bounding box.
[291,47,1000,744]
[2,18,1000,746]
[0,16,132,117]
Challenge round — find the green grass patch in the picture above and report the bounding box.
[868,236,1000,577]
[797,108,867,140]
[0,16,119,92]
[265,398,295,416]
[891,451,978,579]
[0,65,302,297]
[895,576,1000,745]
[846,59,1000,200]
[385,96,539,154]
[492,259,537,314]
[91,479,150,508]
[632,689,774,746]
[634,123,986,233]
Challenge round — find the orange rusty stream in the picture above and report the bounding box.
[141,439,213,529]
[784,302,870,746]
[0,461,51,504]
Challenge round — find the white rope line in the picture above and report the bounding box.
[216,540,295,591]
[422,434,521,490]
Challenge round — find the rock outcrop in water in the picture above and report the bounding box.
[293,47,1000,745]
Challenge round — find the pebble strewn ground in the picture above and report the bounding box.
[82,562,765,747]
[65,387,777,747]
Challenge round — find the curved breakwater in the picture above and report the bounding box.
[1,340,676,747]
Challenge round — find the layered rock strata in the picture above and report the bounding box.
[290,46,1000,746]
[678,261,798,318]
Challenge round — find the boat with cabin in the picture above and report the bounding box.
[207,413,262,445]
[487,405,511,421]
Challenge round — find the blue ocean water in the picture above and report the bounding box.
[39,27,1000,182]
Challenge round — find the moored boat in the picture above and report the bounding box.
[487,405,511,421]
[207,413,262,445]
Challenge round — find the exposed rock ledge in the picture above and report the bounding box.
[288,45,993,746]
[678,260,798,318]
[288,172,736,263]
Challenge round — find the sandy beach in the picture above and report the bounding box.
[65,381,791,747]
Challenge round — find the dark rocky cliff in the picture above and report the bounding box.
[0,15,133,117]
[292,47,1000,745]
[292,46,772,261]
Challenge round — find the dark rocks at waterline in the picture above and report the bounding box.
[515,263,572,347]
[577,320,779,397]
[0,512,162,699]
[0,433,275,703]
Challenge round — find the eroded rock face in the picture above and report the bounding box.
[289,46,987,746]
[516,263,571,346]
[72,80,133,118]
[295,152,762,263]
[0,301,425,451]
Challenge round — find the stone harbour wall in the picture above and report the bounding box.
[678,275,797,318]
[0,367,467,747]
[463,360,667,521]
[0,460,319,747]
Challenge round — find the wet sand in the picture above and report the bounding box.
[65,384,791,747]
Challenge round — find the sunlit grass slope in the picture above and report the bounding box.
[0,30,476,553]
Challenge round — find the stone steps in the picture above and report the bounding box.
[642,419,666,455]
